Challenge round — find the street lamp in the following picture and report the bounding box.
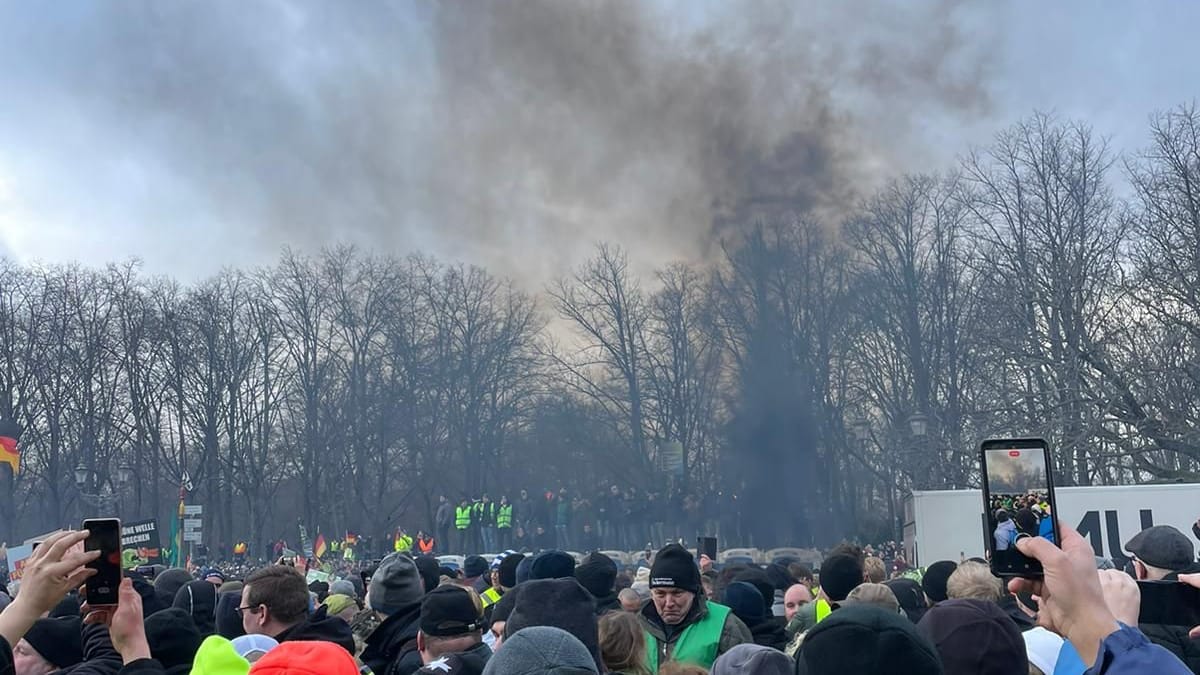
[908,413,929,439]
[74,464,90,490]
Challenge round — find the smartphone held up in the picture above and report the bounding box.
[980,438,1059,578]
[83,518,122,606]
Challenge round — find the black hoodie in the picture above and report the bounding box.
[172,581,217,636]
[361,602,423,675]
[416,642,492,675]
[275,605,357,656]
[144,608,203,675]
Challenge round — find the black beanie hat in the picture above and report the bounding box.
[796,604,943,675]
[531,550,576,580]
[505,579,601,673]
[732,567,775,615]
[24,616,84,669]
[415,555,442,594]
[498,553,526,589]
[650,544,700,593]
[144,608,204,670]
[574,552,617,599]
[215,590,247,639]
[922,561,958,604]
[173,580,217,636]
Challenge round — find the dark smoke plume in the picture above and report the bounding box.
[2,1,996,283]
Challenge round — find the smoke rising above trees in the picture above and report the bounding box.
[4,107,1200,550]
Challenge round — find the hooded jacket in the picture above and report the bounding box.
[417,642,492,675]
[639,594,752,670]
[173,581,218,636]
[274,606,356,657]
[360,602,423,675]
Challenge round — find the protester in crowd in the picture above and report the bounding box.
[575,552,620,615]
[917,598,1025,675]
[730,568,775,621]
[710,643,792,675]
[794,604,943,675]
[436,496,455,556]
[783,584,813,624]
[240,564,355,654]
[216,590,248,640]
[483,554,524,616]
[598,611,651,675]
[231,634,279,664]
[153,569,194,611]
[1122,525,1200,671]
[638,544,751,672]
[463,556,490,595]
[415,586,491,675]
[174,580,218,636]
[721,582,786,651]
[882,578,929,625]
[863,557,886,584]
[248,640,360,675]
[787,551,864,641]
[842,583,901,615]
[480,626,598,675]
[944,561,1003,603]
[323,594,359,623]
[144,608,205,674]
[13,616,89,675]
[504,578,602,672]
[618,589,642,613]
[360,553,427,675]
[920,561,957,606]
[529,551,576,581]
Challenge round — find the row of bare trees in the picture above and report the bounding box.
[2,107,1199,548]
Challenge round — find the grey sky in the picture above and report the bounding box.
[0,1,1196,288]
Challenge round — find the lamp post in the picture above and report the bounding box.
[74,463,134,514]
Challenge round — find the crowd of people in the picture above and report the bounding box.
[425,487,734,556]
[0,518,1198,675]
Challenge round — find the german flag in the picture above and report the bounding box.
[0,419,22,475]
[314,533,327,560]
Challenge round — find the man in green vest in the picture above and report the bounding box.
[455,498,473,554]
[639,543,751,672]
[496,496,514,551]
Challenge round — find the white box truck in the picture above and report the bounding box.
[903,484,1200,567]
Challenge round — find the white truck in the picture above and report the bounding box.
[903,483,1200,567]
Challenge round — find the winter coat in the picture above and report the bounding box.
[360,603,422,675]
[436,502,454,528]
[1090,624,1192,674]
[746,618,788,652]
[416,642,492,675]
[274,605,356,655]
[639,595,752,669]
[55,623,123,675]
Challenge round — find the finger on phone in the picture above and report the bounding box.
[1015,532,1061,561]
[1178,573,1200,590]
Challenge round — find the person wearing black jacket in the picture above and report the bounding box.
[360,553,427,675]
[574,552,620,615]
[1125,526,1200,672]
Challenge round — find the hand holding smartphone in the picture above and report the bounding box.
[83,518,122,607]
[980,438,1060,578]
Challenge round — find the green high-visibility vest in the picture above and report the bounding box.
[456,506,471,529]
[497,505,513,529]
[645,602,730,673]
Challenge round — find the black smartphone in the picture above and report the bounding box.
[980,438,1059,578]
[697,536,717,562]
[1137,580,1200,626]
[83,518,122,606]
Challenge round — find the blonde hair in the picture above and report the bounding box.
[599,611,651,675]
[946,561,1003,602]
[863,556,886,583]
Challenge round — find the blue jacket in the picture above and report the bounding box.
[1087,624,1190,674]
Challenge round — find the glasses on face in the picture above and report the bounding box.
[236,604,263,616]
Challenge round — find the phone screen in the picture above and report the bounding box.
[83,518,122,606]
[980,438,1058,577]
